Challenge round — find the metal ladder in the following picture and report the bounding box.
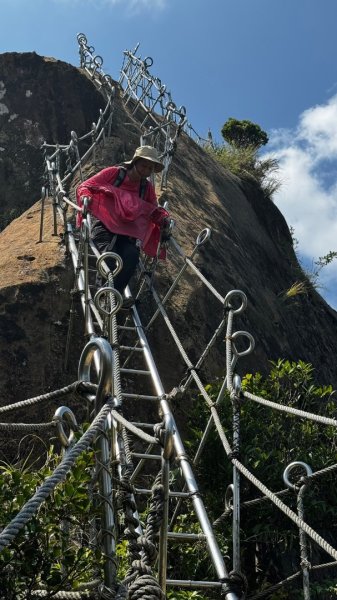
[66,214,244,599]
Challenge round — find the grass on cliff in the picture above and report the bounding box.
[206,142,281,200]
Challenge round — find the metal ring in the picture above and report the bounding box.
[97,252,123,279]
[196,228,211,246]
[94,55,103,68]
[104,74,114,87]
[178,105,187,116]
[94,287,123,317]
[77,33,87,45]
[283,461,313,490]
[78,337,114,412]
[144,56,153,68]
[231,331,255,357]
[233,374,242,395]
[225,484,234,510]
[165,100,176,111]
[162,414,175,460]
[224,290,247,314]
[53,406,78,448]
[81,218,90,241]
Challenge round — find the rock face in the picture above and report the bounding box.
[0,52,105,229]
[0,50,337,410]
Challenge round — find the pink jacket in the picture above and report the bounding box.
[76,166,169,258]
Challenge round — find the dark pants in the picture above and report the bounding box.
[91,220,140,293]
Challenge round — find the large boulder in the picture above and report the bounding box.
[0,50,337,408]
[0,52,105,229]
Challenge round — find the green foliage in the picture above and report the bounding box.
[1,359,337,598]
[221,117,269,149]
[283,242,337,299]
[182,360,337,597]
[206,116,281,199]
[0,443,103,599]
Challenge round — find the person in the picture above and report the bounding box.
[76,145,170,306]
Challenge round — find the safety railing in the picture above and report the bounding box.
[6,31,337,599]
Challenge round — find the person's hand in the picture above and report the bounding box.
[161,217,174,241]
[151,206,169,225]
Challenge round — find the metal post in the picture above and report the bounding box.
[39,186,46,243]
[158,415,174,592]
[283,461,313,600]
[51,159,58,236]
[232,375,242,572]
[128,296,239,599]
[78,338,118,589]
[82,220,90,336]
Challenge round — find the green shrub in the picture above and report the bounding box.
[0,443,102,598]
[206,142,281,199]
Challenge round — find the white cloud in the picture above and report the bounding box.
[267,94,337,309]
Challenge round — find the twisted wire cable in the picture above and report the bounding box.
[248,561,337,599]
[123,472,165,600]
[0,398,114,551]
[223,307,337,562]
[30,591,96,599]
[110,409,157,445]
[243,390,337,427]
[0,422,55,433]
[0,381,82,415]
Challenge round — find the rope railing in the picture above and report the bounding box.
[243,389,337,426]
[4,31,337,600]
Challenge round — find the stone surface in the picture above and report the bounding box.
[0,50,337,415]
[0,52,105,230]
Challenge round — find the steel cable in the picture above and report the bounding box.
[0,398,114,551]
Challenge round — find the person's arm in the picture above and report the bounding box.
[77,166,119,199]
[143,180,158,206]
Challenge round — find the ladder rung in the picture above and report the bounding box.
[167,580,223,590]
[123,394,160,401]
[121,368,151,375]
[131,453,161,460]
[131,422,157,428]
[166,532,207,542]
[135,488,191,498]
[118,326,137,331]
[120,345,144,352]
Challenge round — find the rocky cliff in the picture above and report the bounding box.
[0,52,105,229]
[1,51,337,409]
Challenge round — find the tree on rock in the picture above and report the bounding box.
[221,117,269,149]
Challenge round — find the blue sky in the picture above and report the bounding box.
[1,0,337,309]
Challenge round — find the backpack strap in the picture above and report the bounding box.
[139,178,148,199]
[113,166,127,188]
[114,166,148,199]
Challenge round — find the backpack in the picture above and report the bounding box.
[114,166,148,199]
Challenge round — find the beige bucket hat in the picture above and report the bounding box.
[123,145,164,173]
